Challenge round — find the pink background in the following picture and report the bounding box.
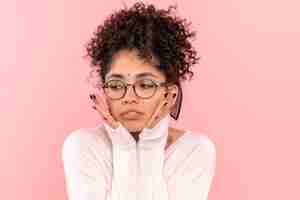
[1,0,299,199]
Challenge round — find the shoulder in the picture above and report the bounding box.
[182,130,217,172]
[61,124,112,162]
[171,127,216,151]
[190,132,216,155]
[166,129,217,183]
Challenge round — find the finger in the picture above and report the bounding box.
[90,92,116,124]
[146,92,170,128]
[96,93,115,121]
[159,93,173,118]
[153,91,174,124]
[95,92,122,128]
[90,92,106,114]
[145,97,165,128]
[94,90,107,108]
[93,103,121,129]
[92,102,110,121]
[154,93,172,121]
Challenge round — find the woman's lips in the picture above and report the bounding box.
[121,111,143,120]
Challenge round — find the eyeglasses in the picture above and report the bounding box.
[102,79,170,100]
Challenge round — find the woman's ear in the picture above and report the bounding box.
[167,85,179,106]
[169,84,182,120]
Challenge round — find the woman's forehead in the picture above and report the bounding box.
[106,49,165,81]
[105,71,163,81]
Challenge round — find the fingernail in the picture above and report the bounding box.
[90,94,97,103]
[89,94,95,100]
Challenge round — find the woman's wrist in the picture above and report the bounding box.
[103,122,136,149]
[138,115,170,150]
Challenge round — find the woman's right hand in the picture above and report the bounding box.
[89,89,121,129]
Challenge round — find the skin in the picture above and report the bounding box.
[91,49,186,148]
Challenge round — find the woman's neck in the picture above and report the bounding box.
[130,131,141,142]
[128,127,185,151]
[129,127,173,145]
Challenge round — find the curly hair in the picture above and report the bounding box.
[84,1,200,120]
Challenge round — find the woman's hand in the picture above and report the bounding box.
[89,89,121,129]
[90,89,176,130]
[145,91,176,129]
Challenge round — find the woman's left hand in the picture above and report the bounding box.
[145,91,175,129]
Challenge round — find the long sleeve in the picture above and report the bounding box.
[137,115,170,200]
[138,115,217,200]
[103,115,170,200]
[190,142,216,200]
[167,135,217,200]
[61,117,216,200]
[61,130,111,200]
[103,122,138,200]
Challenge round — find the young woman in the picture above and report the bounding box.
[62,2,216,200]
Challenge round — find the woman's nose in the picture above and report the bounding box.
[123,84,138,100]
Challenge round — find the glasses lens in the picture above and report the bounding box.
[104,80,125,99]
[135,79,157,98]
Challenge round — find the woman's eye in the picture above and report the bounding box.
[109,84,123,90]
[140,83,155,89]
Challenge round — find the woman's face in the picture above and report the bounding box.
[103,49,176,133]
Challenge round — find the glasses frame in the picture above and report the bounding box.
[101,79,171,100]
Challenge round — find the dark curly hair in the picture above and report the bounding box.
[84,1,200,120]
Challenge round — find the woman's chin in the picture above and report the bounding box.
[121,120,145,132]
[126,126,143,133]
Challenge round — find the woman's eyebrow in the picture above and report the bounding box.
[136,72,158,78]
[106,74,124,79]
[107,72,158,79]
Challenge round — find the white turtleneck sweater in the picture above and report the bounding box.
[61,115,216,200]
